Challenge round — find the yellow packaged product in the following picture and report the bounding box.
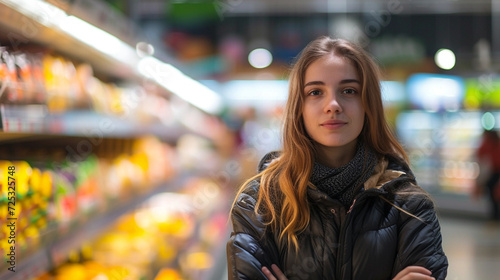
[0,160,13,199]
[23,225,40,246]
[30,167,42,193]
[105,265,131,280]
[36,216,47,230]
[40,170,53,198]
[154,268,184,280]
[54,263,86,280]
[43,55,68,113]
[82,260,106,279]
[109,84,125,115]
[12,161,32,197]
[0,203,6,222]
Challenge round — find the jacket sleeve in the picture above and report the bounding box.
[392,196,448,280]
[226,183,281,280]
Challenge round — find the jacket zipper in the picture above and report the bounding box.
[334,173,410,278]
[335,197,356,279]
[335,190,385,279]
[347,198,357,214]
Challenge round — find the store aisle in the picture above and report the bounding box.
[440,215,500,280]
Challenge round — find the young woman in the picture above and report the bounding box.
[226,36,448,280]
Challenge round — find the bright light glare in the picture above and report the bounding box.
[138,56,168,79]
[1,0,67,27]
[481,112,496,130]
[248,48,273,69]
[435,49,456,70]
[222,80,288,101]
[138,57,223,115]
[136,42,155,57]
[2,0,138,66]
[409,76,463,112]
[60,16,138,64]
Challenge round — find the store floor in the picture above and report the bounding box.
[441,215,500,280]
[217,215,500,280]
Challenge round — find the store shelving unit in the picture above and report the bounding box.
[0,175,190,280]
[0,0,229,279]
[0,105,187,143]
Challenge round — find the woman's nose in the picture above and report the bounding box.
[325,93,342,114]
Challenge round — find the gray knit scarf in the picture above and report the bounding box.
[310,141,378,208]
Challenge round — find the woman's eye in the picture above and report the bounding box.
[308,90,321,96]
[342,88,357,95]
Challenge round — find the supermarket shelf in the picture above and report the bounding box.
[0,0,223,115]
[0,0,140,80]
[0,105,186,143]
[0,174,191,280]
[0,2,226,279]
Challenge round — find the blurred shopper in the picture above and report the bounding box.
[226,37,448,280]
[475,129,500,222]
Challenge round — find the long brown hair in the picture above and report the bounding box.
[232,36,409,250]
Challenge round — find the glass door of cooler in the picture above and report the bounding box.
[396,110,496,217]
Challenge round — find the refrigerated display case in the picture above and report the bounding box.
[398,73,500,217]
[396,110,500,217]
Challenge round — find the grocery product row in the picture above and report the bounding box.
[31,194,228,280]
[0,43,175,122]
[0,135,232,280]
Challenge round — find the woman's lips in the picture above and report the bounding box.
[320,120,347,129]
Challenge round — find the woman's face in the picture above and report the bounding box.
[302,54,365,153]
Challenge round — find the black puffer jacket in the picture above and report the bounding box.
[227,154,448,280]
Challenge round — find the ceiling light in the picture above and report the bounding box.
[435,49,456,70]
[248,48,273,69]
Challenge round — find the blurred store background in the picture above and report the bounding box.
[0,0,499,279]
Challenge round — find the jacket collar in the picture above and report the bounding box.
[257,151,280,172]
[364,157,401,190]
[257,152,415,200]
[307,155,415,203]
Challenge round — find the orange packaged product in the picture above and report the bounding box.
[0,49,21,103]
[74,63,93,109]
[154,268,184,280]
[0,47,8,100]
[43,54,68,112]
[30,54,48,104]
[15,53,34,103]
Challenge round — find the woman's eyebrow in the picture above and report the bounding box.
[304,79,360,89]
[304,81,325,88]
[339,79,361,85]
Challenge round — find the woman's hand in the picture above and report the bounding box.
[393,266,435,280]
[263,264,435,280]
[262,264,288,280]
